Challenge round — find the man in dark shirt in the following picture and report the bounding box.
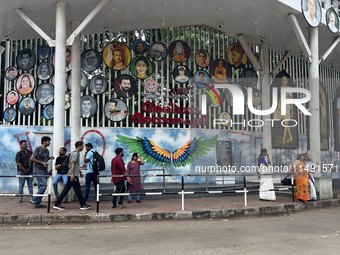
[15,140,33,203]
[111,148,131,209]
[30,136,54,208]
[53,147,69,203]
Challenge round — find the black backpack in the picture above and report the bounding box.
[92,151,105,171]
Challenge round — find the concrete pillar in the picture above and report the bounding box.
[70,20,82,149]
[308,27,321,177]
[324,0,331,10]
[53,2,67,158]
[260,43,272,161]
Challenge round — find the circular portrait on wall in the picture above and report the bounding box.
[81,49,101,72]
[240,68,258,87]
[114,74,138,98]
[52,46,72,72]
[37,62,53,81]
[302,0,321,27]
[130,56,153,79]
[252,88,262,106]
[195,50,211,68]
[194,70,210,89]
[227,43,248,69]
[5,66,18,81]
[219,112,231,126]
[104,98,128,122]
[6,90,19,105]
[169,40,191,63]
[102,42,131,70]
[16,49,36,71]
[43,105,54,120]
[208,88,224,108]
[133,39,148,55]
[67,70,88,92]
[38,45,51,60]
[3,107,17,123]
[225,82,247,107]
[36,83,54,105]
[173,65,191,84]
[149,42,168,62]
[80,95,97,119]
[19,97,35,115]
[209,59,232,84]
[89,76,107,95]
[145,79,158,93]
[65,91,71,110]
[326,8,339,33]
[16,73,35,95]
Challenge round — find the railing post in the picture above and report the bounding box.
[244,175,247,207]
[205,162,208,192]
[181,175,185,211]
[163,163,166,193]
[47,176,52,213]
[96,175,100,213]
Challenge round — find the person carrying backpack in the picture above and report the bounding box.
[53,141,90,211]
[84,143,98,202]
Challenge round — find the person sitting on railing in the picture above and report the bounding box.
[127,153,145,204]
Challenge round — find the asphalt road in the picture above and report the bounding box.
[1,207,339,255]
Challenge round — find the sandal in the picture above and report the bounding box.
[18,199,23,203]
[35,204,47,208]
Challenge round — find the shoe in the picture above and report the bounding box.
[35,204,47,208]
[118,204,126,208]
[127,200,131,204]
[62,198,69,204]
[30,199,35,205]
[18,199,23,203]
[80,204,90,210]
[136,200,141,203]
[53,204,65,210]
[112,206,122,210]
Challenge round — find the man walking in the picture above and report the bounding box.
[30,136,54,208]
[84,143,98,202]
[111,148,131,209]
[53,147,69,203]
[53,141,90,211]
[15,140,33,203]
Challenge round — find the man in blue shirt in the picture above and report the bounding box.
[84,143,98,202]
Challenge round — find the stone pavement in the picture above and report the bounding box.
[1,190,339,223]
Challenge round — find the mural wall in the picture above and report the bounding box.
[0,126,339,193]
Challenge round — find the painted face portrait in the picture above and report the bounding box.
[16,74,35,95]
[37,62,53,80]
[150,42,168,62]
[241,68,258,87]
[252,89,262,106]
[104,98,128,122]
[227,43,248,69]
[302,0,321,27]
[194,70,210,89]
[44,106,54,120]
[133,40,148,55]
[90,76,107,95]
[7,91,19,105]
[4,108,16,122]
[38,45,51,60]
[210,59,232,84]
[114,75,138,98]
[131,57,152,79]
[65,92,71,110]
[219,112,231,126]
[169,40,191,63]
[17,49,36,71]
[53,46,72,72]
[103,42,131,70]
[36,83,54,105]
[173,65,191,84]
[81,49,101,72]
[19,97,35,115]
[5,67,18,81]
[195,50,211,68]
[80,96,97,119]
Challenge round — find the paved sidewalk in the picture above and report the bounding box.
[1,190,339,223]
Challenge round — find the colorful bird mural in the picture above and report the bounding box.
[116,134,218,167]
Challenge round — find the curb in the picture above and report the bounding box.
[1,199,339,224]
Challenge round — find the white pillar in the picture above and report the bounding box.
[71,20,81,149]
[260,43,272,160]
[53,1,67,158]
[324,0,331,10]
[308,27,321,177]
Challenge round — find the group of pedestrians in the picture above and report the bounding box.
[258,148,317,203]
[15,137,145,211]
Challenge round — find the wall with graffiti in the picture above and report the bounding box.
[0,126,339,193]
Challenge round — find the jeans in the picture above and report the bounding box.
[112,181,126,208]
[128,190,141,201]
[31,172,47,205]
[18,172,33,199]
[53,174,68,199]
[54,177,86,206]
[84,172,98,201]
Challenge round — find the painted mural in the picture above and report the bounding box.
[0,126,339,194]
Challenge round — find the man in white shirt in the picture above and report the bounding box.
[81,98,92,118]
[328,12,338,33]
[304,0,320,27]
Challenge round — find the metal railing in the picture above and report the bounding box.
[0,174,52,213]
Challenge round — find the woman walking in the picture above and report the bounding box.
[127,153,145,203]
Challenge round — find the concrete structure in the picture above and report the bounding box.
[1,0,339,200]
